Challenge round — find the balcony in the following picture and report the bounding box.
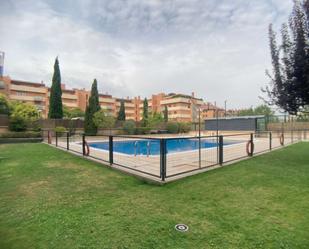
[62,93,78,100]
[99,97,116,103]
[10,95,45,102]
[160,97,191,105]
[33,96,44,101]
[10,84,47,94]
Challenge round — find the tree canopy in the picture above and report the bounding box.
[117,100,126,121]
[239,104,274,117]
[262,1,309,114]
[84,79,101,135]
[163,106,168,122]
[0,94,10,115]
[63,106,85,119]
[93,109,115,129]
[142,98,149,127]
[48,57,63,119]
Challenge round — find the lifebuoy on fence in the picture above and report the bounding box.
[84,140,90,156]
[48,131,52,144]
[280,133,284,146]
[246,140,254,156]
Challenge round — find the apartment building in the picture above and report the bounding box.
[0,75,209,122]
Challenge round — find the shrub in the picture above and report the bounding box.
[167,122,179,134]
[9,116,27,132]
[123,120,136,135]
[0,131,41,138]
[54,126,67,133]
[178,122,191,133]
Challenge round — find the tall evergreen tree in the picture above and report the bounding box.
[84,79,100,135]
[163,105,168,122]
[263,1,309,114]
[117,99,126,121]
[48,57,63,119]
[290,1,309,106]
[142,98,148,126]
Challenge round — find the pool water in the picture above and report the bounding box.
[89,138,232,155]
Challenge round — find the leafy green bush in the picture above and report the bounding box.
[54,126,67,133]
[0,131,41,138]
[167,122,179,134]
[9,116,27,132]
[93,110,115,129]
[123,120,136,135]
[178,122,191,133]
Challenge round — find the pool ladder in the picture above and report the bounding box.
[134,141,151,157]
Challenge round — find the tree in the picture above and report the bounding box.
[0,94,10,115]
[84,79,101,135]
[238,107,255,116]
[10,101,40,122]
[48,57,63,119]
[262,1,309,114]
[163,105,168,122]
[238,104,274,117]
[117,99,126,121]
[93,109,115,129]
[142,98,148,127]
[148,112,164,128]
[254,104,274,117]
[63,106,85,119]
[9,101,40,132]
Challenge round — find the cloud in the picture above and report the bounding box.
[0,0,293,108]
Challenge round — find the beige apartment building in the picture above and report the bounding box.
[0,75,211,122]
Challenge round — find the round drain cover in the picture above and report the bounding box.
[175,224,189,232]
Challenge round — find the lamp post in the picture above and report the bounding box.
[224,100,227,117]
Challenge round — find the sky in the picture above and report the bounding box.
[0,0,293,109]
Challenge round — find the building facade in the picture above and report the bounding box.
[0,75,210,122]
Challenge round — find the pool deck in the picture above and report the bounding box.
[47,132,301,184]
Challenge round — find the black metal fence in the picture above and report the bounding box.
[44,129,308,181]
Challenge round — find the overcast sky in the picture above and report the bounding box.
[0,0,293,109]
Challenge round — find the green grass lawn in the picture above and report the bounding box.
[0,143,309,249]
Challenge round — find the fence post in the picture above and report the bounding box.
[55,132,58,147]
[160,139,167,181]
[219,135,223,165]
[109,136,113,165]
[67,132,69,150]
[82,134,86,156]
[269,132,272,150]
[198,136,201,168]
[250,133,254,156]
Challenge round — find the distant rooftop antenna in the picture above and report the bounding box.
[0,51,4,77]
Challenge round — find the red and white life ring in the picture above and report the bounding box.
[246,140,254,156]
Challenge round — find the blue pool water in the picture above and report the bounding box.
[89,138,232,155]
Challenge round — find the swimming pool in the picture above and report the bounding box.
[88,138,233,156]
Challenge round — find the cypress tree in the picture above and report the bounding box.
[117,99,126,121]
[142,98,148,126]
[164,105,168,122]
[84,79,100,135]
[48,57,63,119]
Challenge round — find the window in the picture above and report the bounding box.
[16,91,26,96]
